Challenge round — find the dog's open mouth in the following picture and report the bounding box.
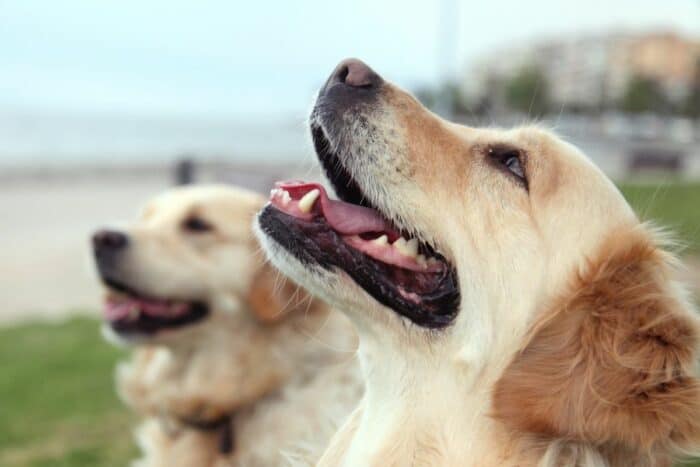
[102,281,209,335]
[258,126,459,328]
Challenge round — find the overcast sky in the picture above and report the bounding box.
[1,0,698,119]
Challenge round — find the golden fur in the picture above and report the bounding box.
[257,62,700,466]
[96,185,362,466]
[493,225,700,466]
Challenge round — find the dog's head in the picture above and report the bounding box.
[256,59,700,462]
[93,184,310,346]
[256,58,639,341]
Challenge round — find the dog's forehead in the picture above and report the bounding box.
[140,186,264,224]
[139,192,195,223]
[454,125,561,159]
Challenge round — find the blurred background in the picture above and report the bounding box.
[0,1,698,465]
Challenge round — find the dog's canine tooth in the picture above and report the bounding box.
[372,234,389,246]
[416,254,427,268]
[298,189,320,213]
[281,190,292,206]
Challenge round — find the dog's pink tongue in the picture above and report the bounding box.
[104,300,134,321]
[276,181,396,236]
[103,297,190,321]
[323,197,392,234]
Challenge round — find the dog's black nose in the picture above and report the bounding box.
[329,58,383,89]
[92,229,129,253]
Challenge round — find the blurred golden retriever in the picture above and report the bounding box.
[256,59,700,466]
[92,185,361,466]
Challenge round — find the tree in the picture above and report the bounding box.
[684,84,700,119]
[504,65,550,117]
[619,75,668,114]
[682,58,700,119]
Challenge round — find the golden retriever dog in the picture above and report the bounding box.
[255,59,700,466]
[91,185,361,467]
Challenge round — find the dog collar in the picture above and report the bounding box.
[161,413,235,455]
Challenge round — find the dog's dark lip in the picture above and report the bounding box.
[101,278,209,336]
[104,277,153,300]
[109,303,209,336]
[257,119,460,329]
[259,206,460,328]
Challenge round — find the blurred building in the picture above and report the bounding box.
[613,32,700,101]
[464,31,700,111]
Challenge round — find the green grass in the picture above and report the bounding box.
[619,181,700,254]
[0,317,136,466]
[0,182,698,466]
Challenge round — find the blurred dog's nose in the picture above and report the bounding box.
[330,58,383,88]
[92,229,128,253]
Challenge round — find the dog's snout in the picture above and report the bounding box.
[92,229,129,253]
[331,58,382,89]
[315,58,383,115]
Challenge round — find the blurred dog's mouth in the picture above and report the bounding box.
[258,124,459,328]
[102,279,209,336]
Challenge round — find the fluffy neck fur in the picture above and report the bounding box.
[319,328,534,467]
[119,302,344,427]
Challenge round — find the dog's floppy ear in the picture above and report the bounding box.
[493,226,700,461]
[246,262,316,324]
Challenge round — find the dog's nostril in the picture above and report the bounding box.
[336,65,349,84]
[92,229,129,252]
[332,58,382,88]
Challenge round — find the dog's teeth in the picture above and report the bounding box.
[427,257,439,266]
[393,237,418,258]
[372,234,389,246]
[281,190,292,206]
[405,239,419,257]
[416,254,427,268]
[298,189,320,213]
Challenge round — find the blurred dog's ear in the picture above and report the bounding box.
[493,226,700,462]
[246,262,316,324]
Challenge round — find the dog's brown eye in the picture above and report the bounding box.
[503,154,524,179]
[488,147,527,186]
[182,216,212,233]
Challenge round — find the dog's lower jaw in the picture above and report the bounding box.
[256,213,545,465]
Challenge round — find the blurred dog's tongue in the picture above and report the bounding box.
[104,296,189,321]
[104,300,134,321]
[276,181,396,235]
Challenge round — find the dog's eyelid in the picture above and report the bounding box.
[486,145,528,188]
[182,216,213,233]
[486,145,521,161]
